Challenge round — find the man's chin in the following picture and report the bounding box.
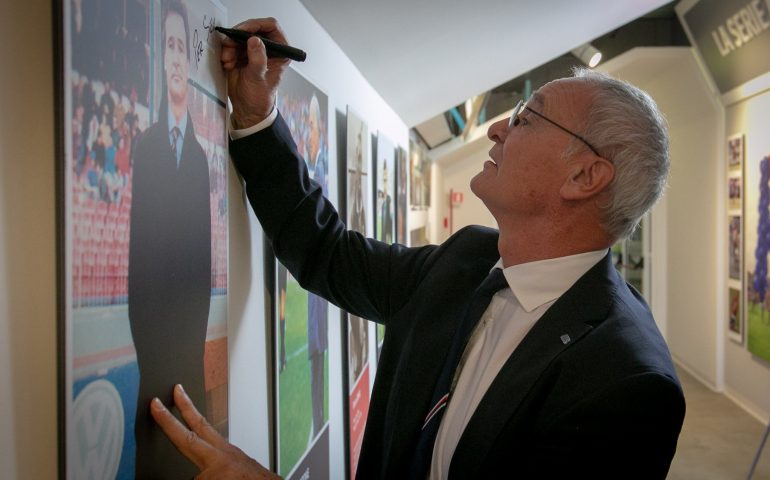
[168,88,188,107]
[469,173,486,199]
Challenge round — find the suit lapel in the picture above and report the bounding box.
[383,241,499,475]
[449,252,617,477]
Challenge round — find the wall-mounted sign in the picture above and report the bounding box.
[679,0,770,93]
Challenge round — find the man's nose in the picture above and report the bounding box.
[487,118,508,144]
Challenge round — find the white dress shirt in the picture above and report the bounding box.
[229,107,277,139]
[429,249,607,480]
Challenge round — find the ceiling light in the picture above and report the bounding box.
[571,43,602,68]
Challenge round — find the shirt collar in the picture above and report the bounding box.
[492,249,608,313]
[167,106,188,139]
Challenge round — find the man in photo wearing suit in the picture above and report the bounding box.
[151,17,685,480]
[128,0,211,477]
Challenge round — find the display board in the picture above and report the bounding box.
[727,133,745,345]
[410,138,431,209]
[345,107,374,479]
[678,0,770,94]
[373,133,396,356]
[58,0,228,477]
[375,133,396,244]
[272,67,331,479]
[395,146,409,245]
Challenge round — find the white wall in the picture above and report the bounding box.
[724,90,770,422]
[0,0,408,479]
[0,0,58,478]
[664,111,721,385]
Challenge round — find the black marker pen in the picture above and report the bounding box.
[215,26,307,62]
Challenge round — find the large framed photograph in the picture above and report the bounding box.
[271,67,331,479]
[57,0,229,477]
[345,107,374,479]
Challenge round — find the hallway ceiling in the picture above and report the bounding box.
[299,0,672,126]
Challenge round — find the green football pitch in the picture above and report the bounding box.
[278,278,329,476]
[747,302,770,364]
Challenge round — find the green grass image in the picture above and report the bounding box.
[747,301,770,364]
[278,278,329,476]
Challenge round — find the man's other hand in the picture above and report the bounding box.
[151,384,281,480]
[220,17,290,129]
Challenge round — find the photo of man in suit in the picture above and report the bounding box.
[128,0,211,477]
[152,17,686,480]
[347,117,370,386]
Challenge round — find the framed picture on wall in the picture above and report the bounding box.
[55,0,229,477]
[395,146,409,245]
[375,133,396,245]
[271,67,331,480]
[409,138,431,209]
[373,133,396,358]
[729,177,742,212]
[728,133,744,173]
[344,106,375,479]
[729,287,743,344]
[729,215,742,281]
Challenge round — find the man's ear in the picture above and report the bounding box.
[560,157,615,201]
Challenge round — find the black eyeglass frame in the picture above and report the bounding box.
[508,99,602,158]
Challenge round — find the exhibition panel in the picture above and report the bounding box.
[57,0,229,477]
[373,133,396,357]
[272,67,332,479]
[343,107,373,480]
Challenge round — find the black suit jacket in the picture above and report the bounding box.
[128,110,211,478]
[231,113,685,479]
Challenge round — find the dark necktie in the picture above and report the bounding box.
[408,267,508,479]
[170,126,182,166]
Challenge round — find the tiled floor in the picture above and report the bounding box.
[668,367,770,479]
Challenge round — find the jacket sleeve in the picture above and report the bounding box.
[229,112,436,324]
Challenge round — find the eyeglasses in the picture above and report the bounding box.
[508,99,601,157]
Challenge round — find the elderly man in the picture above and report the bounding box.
[152,18,685,480]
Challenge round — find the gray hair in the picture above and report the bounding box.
[570,67,670,240]
[309,93,320,127]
